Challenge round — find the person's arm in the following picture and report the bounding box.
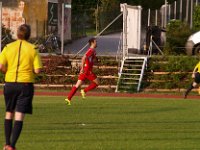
[33,50,43,74]
[80,55,86,73]
[34,68,41,74]
[0,47,7,73]
[94,54,98,63]
[192,62,200,78]
[0,64,7,73]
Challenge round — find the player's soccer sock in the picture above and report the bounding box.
[68,86,78,100]
[10,121,23,148]
[4,119,13,145]
[84,82,98,93]
[185,84,194,97]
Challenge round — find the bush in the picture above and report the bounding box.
[146,56,200,89]
[164,20,192,55]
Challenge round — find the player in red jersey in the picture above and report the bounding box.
[65,38,99,105]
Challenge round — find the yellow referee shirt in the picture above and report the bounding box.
[0,40,42,83]
[194,62,200,73]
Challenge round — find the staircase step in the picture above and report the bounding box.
[116,57,147,93]
[124,60,143,63]
[122,71,141,74]
[120,82,138,85]
[123,64,143,67]
[121,73,140,76]
[118,85,137,89]
[122,68,142,71]
[120,78,140,80]
[119,85,137,88]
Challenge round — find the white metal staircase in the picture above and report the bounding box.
[116,56,147,92]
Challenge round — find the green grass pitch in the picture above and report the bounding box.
[0,96,200,150]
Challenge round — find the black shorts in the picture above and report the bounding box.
[195,72,200,84]
[4,82,34,114]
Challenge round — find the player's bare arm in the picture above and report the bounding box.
[0,63,7,73]
[80,55,86,73]
[34,68,41,74]
[192,63,199,78]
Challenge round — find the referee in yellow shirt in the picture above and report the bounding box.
[184,61,200,99]
[0,24,42,150]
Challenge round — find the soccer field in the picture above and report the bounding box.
[0,96,200,150]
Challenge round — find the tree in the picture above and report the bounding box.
[98,0,121,33]
[193,5,200,31]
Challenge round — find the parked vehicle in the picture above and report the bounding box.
[185,31,200,55]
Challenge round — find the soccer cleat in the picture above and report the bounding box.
[3,145,9,150]
[65,99,71,105]
[80,89,86,99]
[3,145,16,150]
[183,91,188,99]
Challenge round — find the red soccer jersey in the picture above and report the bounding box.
[83,48,96,73]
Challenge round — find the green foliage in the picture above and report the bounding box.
[0,72,5,83]
[146,56,200,89]
[193,5,200,31]
[97,0,121,33]
[35,72,47,84]
[164,20,192,55]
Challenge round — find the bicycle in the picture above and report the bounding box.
[1,30,13,50]
[34,33,61,55]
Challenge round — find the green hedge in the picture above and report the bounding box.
[1,55,198,91]
[145,56,200,89]
[164,20,192,55]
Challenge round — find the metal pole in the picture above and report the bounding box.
[165,0,168,27]
[196,0,198,6]
[168,4,171,21]
[148,9,150,26]
[96,13,123,37]
[0,2,2,52]
[180,0,182,20]
[190,0,193,29]
[174,1,177,19]
[96,0,99,34]
[123,4,128,57]
[74,12,123,57]
[186,0,189,22]
[161,7,164,27]
[155,9,158,26]
[61,3,64,55]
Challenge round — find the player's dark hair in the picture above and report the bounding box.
[88,37,96,46]
[17,24,31,40]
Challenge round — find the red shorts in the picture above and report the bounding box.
[78,71,97,81]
